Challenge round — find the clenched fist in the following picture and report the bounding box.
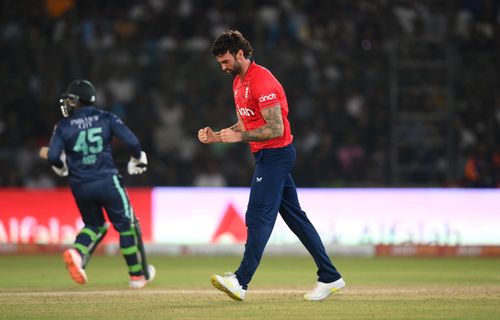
[198,127,217,144]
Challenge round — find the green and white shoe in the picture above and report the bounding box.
[211,272,246,301]
[304,278,345,301]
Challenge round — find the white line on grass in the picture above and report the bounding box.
[0,289,304,297]
[2,286,498,298]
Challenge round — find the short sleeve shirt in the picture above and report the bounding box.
[232,61,293,153]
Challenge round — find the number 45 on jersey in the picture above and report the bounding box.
[73,127,103,165]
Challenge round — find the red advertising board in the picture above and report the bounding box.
[0,188,152,245]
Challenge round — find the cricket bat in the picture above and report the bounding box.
[134,219,151,280]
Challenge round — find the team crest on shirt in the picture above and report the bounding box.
[236,87,250,99]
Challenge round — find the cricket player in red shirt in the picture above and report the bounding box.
[198,30,344,301]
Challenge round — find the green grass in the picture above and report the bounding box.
[0,255,499,319]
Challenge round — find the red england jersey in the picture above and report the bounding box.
[233,61,293,153]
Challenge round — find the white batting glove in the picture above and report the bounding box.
[127,151,148,175]
[52,151,68,177]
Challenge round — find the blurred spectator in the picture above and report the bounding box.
[193,159,227,187]
[23,161,56,189]
[463,144,500,187]
[0,0,498,188]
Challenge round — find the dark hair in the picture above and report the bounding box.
[210,30,253,58]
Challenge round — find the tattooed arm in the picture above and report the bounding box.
[220,104,284,143]
[241,104,283,142]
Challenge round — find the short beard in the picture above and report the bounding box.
[229,60,242,76]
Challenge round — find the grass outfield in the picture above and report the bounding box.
[0,255,499,319]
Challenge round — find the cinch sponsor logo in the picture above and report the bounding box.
[237,107,255,117]
[259,93,277,103]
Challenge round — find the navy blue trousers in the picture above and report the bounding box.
[70,175,133,232]
[70,175,144,275]
[235,144,342,289]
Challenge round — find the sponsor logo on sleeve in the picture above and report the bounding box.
[258,93,277,103]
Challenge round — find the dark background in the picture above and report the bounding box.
[0,0,498,188]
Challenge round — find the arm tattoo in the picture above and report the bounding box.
[241,104,284,142]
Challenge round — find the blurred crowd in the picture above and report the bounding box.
[0,0,499,188]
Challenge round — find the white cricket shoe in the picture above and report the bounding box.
[210,272,246,301]
[129,265,156,289]
[63,248,87,285]
[304,278,346,301]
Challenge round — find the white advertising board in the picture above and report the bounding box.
[152,188,500,245]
